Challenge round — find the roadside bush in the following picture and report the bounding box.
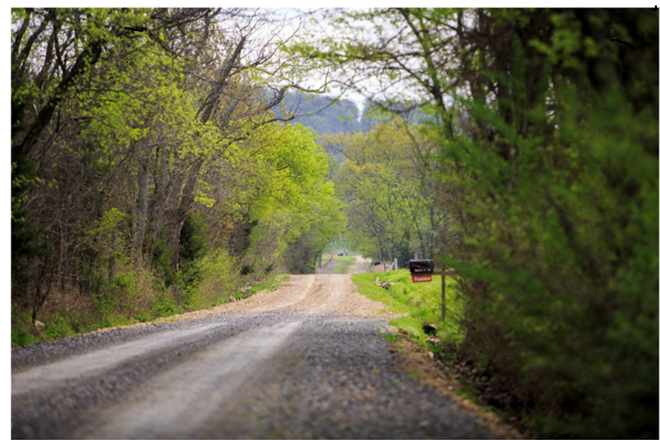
[12,292,100,346]
[93,263,159,321]
[11,309,39,346]
[187,248,242,309]
[438,14,659,437]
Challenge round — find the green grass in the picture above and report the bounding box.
[245,275,287,297]
[351,269,465,345]
[11,307,114,347]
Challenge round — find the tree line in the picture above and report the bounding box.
[291,8,658,438]
[11,8,344,339]
[322,119,453,263]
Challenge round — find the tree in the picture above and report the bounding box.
[334,120,449,263]
[11,7,217,318]
[219,122,344,273]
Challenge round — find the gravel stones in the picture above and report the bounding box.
[209,315,490,439]
[12,273,494,438]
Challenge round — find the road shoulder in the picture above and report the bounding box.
[381,327,524,439]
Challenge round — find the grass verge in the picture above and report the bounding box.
[351,269,528,437]
[351,269,464,345]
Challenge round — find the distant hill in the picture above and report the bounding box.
[274,92,436,165]
[277,91,435,137]
[277,91,361,136]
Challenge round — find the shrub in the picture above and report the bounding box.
[189,248,242,309]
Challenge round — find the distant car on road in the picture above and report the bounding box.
[338,253,343,256]
[373,261,381,265]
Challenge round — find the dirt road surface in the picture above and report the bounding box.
[12,259,495,438]
[348,254,373,274]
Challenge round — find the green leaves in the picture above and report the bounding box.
[334,119,445,261]
[223,122,344,269]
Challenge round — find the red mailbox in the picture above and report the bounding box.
[409,259,433,283]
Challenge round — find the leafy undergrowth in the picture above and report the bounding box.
[11,274,288,348]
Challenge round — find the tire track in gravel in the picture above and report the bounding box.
[71,321,303,439]
[12,322,226,396]
[12,259,498,439]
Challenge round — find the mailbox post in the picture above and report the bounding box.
[441,262,446,322]
[410,259,447,322]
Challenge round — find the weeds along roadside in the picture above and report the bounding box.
[351,269,465,345]
[351,270,530,435]
[11,263,287,348]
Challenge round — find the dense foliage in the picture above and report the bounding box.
[330,120,455,263]
[11,8,344,343]
[292,8,658,438]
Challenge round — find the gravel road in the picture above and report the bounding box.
[348,255,373,274]
[12,262,495,438]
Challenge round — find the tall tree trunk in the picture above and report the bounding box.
[132,159,149,262]
[146,144,173,260]
[166,36,248,271]
[168,159,204,271]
